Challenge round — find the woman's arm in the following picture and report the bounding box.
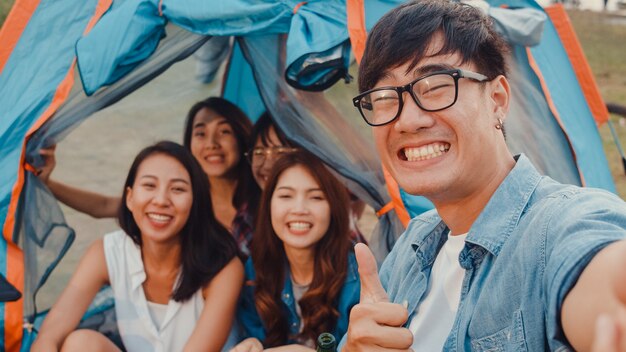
[47,179,121,218]
[184,257,245,352]
[31,239,109,351]
[38,146,120,219]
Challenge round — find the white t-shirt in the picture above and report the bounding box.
[103,230,205,352]
[409,232,467,351]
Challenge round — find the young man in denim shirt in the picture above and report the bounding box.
[341,0,626,350]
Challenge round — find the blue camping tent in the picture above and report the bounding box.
[0,0,617,350]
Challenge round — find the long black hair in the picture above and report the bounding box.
[183,97,260,211]
[118,141,239,302]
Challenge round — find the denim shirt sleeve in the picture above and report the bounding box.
[543,188,626,349]
[236,258,267,342]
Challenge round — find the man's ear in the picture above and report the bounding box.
[490,75,511,121]
[125,186,134,212]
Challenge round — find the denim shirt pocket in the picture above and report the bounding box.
[470,310,528,352]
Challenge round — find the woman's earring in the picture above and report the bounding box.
[495,118,503,130]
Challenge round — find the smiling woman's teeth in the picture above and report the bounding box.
[148,213,172,223]
[207,155,223,162]
[288,222,312,230]
[404,143,450,161]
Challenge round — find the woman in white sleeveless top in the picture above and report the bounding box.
[32,141,243,352]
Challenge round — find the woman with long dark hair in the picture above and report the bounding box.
[32,141,243,351]
[38,97,261,257]
[232,151,360,351]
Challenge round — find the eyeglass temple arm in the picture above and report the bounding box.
[459,69,489,82]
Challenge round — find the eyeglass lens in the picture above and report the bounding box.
[249,147,297,164]
[359,73,457,126]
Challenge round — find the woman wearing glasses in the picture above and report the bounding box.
[38,97,261,258]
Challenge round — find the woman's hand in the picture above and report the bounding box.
[229,337,264,352]
[37,145,57,184]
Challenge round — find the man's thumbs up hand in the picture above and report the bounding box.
[342,244,413,352]
[356,243,390,304]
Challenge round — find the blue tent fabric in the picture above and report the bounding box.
[222,41,266,121]
[77,0,351,95]
[0,0,103,347]
[0,0,100,219]
[76,0,167,95]
[528,20,615,190]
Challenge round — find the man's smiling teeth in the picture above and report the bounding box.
[404,143,450,161]
[288,222,312,231]
[147,213,172,223]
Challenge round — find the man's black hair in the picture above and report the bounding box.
[359,0,509,93]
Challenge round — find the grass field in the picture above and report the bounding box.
[0,3,624,197]
[0,0,11,26]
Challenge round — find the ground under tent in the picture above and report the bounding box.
[0,0,620,350]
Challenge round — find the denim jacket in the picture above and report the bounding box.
[237,251,360,346]
[346,154,626,351]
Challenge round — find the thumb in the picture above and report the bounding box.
[355,243,389,303]
[591,314,618,352]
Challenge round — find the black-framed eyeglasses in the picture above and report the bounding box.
[244,146,300,165]
[352,69,489,127]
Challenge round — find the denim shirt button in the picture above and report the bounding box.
[292,322,297,327]
[283,293,290,299]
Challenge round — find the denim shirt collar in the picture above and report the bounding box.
[409,154,542,265]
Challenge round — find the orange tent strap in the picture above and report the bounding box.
[23,163,37,174]
[346,0,367,64]
[293,1,307,14]
[382,165,410,228]
[525,47,587,187]
[0,0,41,75]
[82,0,112,37]
[544,4,608,125]
[375,202,394,218]
[4,244,24,352]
